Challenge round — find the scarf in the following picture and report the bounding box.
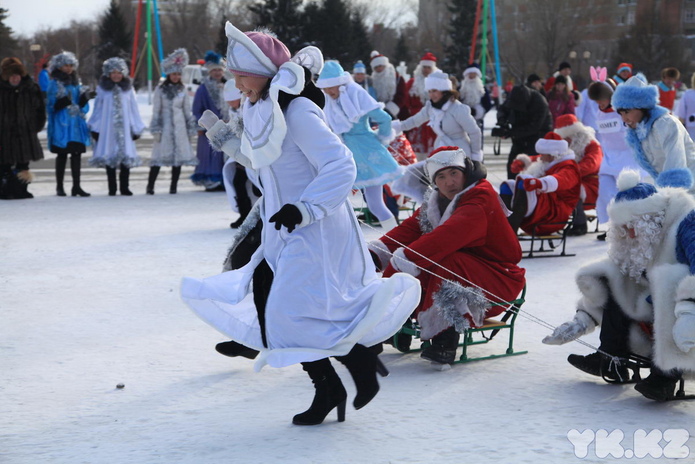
[624,106,670,179]
[428,99,451,138]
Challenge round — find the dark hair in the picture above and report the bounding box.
[276,67,325,110]
[550,75,570,101]
[162,75,184,88]
[559,61,571,71]
[526,73,541,85]
[616,108,649,121]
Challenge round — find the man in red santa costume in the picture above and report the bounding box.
[405,52,439,157]
[502,132,581,235]
[369,146,526,365]
[554,114,603,236]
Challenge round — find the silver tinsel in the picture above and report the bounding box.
[432,280,490,333]
[222,204,262,271]
[111,85,128,168]
[417,188,436,233]
[203,77,229,121]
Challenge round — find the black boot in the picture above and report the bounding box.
[567,351,629,383]
[506,185,528,235]
[70,154,90,197]
[170,166,181,194]
[421,326,460,364]
[119,165,133,196]
[634,369,680,401]
[214,341,259,359]
[0,165,12,199]
[56,155,67,196]
[292,359,347,426]
[147,166,160,195]
[106,167,117,196]
[335,344,388,410]
[14,169,34,199]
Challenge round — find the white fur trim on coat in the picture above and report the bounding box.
[390,247,420,277]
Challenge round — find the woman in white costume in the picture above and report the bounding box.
[181,24,420,426]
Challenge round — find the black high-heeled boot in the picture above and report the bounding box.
[70,154,90,197]
[147,166,160,195]
[335,344,388,410]
[106,167,117,196]
[170,166,181,194]
[119,164,133,196]
[293,359,347,426]
[55,155,67,196]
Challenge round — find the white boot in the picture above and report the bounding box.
[379,216,398,232]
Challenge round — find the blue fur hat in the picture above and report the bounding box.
[611,73,659,110]
[316,60,350,88]
[609,170,663,225]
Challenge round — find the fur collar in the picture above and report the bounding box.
[161,81,184,99]
[418,182,479,233]
[50,69,79,86]
[624,106,669,178]
[99,75,132,91]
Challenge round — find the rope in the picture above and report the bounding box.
[357,212,629,374]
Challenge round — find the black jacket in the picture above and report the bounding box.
[0,75,46,164]
[498,84,552,141]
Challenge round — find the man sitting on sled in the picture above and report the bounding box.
[543,169,695,401]
[369,146,526,365]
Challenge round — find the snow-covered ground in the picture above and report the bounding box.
[3,99,695,464]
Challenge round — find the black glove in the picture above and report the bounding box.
[54,96,71,112]
[132,133,141,141]
[91,131,99,141]
[470,107,477,117]
[269,204,302,233]
[78,92,90,107]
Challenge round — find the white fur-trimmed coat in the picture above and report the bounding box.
[149,84,198,166]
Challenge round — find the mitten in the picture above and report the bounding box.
[269,204,303,233]
[198,109,219,130]
[523,177,543,192]
[91,131,99,142]
[132,133,141,141]
[542,310,597,345]
[54,96,71,112]
[389,247,420,277]
[511,159,525,174]
[78,92,90,107]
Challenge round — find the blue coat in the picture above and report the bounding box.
[46,70,91,153]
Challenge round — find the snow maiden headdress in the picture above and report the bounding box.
[316,60,382,135]
[102,57,129,77]
[222,22,303,169]
[49,51,79,72]
[162,48,189,75]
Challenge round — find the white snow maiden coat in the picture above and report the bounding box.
[149,82,198,166]
[88,77,146,168]
[181,59,420,370]
[394,99,482,161]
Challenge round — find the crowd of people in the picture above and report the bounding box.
[3,28,695,422]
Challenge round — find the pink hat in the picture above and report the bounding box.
[225,23,291,79]
[244,31,291,71]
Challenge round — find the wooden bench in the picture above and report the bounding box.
[388,287,527,364]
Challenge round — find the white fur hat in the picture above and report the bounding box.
[162,48,189,75]
[370,50,389,69]
[425,146,466,180]
[535,132,569,157]
[102,57,128,77]
[425,71,452,92]
[49,51,79,72]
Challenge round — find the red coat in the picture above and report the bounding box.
[659,87,676,111]
[379,180,526,335]
[404,78,436,154]
[521,158,581,235]
[576,139,602,206]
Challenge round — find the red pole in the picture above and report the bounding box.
[469,0,483,65]
[131,0,143,78]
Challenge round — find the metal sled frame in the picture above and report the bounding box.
[389,287,527,364]
[517,222,575,258]
[602,353,695,401]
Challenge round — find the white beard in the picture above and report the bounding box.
[409,64,434,104]
[372,64,397,103]
[607,212,666,281]
[523,159,550,178]
[567,128,596,162]
[460,76,485,107]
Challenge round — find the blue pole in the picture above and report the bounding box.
[153,0,165,77]
[490,0,502,88]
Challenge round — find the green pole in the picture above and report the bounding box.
[146,0,153,102]
[480,0,489,84]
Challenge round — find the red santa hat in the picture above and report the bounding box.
[535,132,569,157]
[420,52,437,68]
[370,50,389,69]
[553,114,586,139]
[616,62,633,74]
[425,146,466,180]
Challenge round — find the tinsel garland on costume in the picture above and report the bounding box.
[222,204,262,271]
[110,86,128,167]
[161,82,183,100]
[432,280,490,332]
[203,77,228,121]
[417,188,436,233]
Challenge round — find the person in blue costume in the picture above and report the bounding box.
[46,51,92,197]
[316,60,402,231]
[191,51,227,191]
